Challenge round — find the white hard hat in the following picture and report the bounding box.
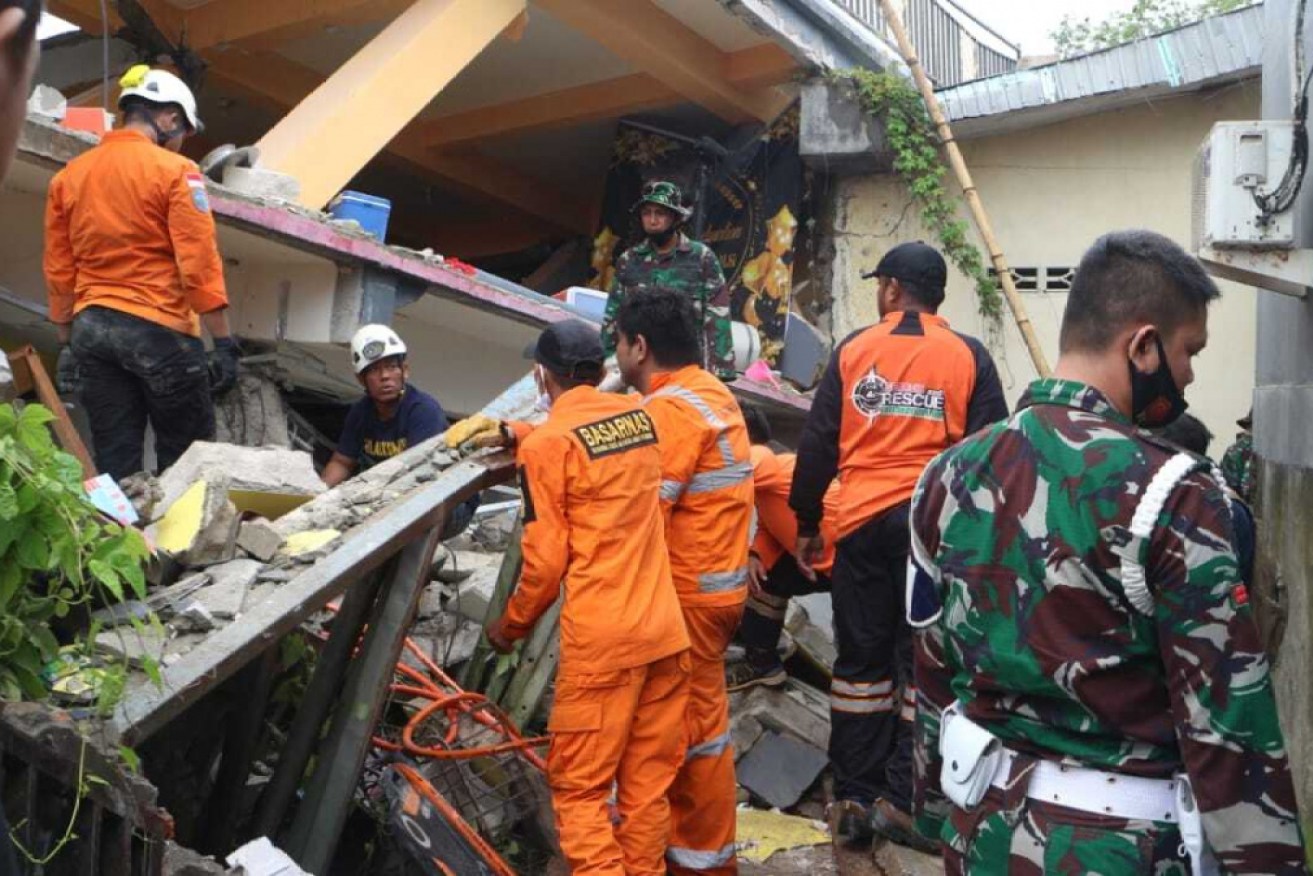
[118,65,203,133]
[350,324,407,375]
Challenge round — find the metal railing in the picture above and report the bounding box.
[834,0,1020,86]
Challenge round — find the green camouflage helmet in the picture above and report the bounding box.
[633,180,692,220]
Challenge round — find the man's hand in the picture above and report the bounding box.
[747,552,768,600]
[445,414,507,452]
[796,534,824,583]
[485,614,516,654]
[55,346,82,396]
[208,336,240,396]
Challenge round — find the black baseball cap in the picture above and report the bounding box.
[526,319,605,378]
[864,241,947,290]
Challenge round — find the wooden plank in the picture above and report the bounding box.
[110,455,515,745]
[282,522,447,874]
[6,346,96,479]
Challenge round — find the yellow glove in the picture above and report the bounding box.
[444,414,504,451]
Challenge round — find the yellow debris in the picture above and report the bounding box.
[734,808,829,864]
[444,414,501,450]
[155,481,207,554]
[283,529,340,557]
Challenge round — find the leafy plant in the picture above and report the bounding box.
[1052,0,1254,58]
[0,403,149,703]
[828,68,1003,330]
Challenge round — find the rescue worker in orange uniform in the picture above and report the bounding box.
[485,320,691,876]
[788,241,1008,851]
[614,288,754,875]
[726,404,840,693]
[44,65,235,479]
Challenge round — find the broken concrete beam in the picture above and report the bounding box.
[156,441,324,523]
[238,519,284,562]
[731,714,765,763]
[737,682,830,750]
[222,165,303,202]
[150,480,239,567]
[736,730,827,810]
[196,559,262,620]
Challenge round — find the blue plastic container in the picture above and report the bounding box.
[329,190,392,241]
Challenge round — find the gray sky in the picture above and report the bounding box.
[951,0,1137,56]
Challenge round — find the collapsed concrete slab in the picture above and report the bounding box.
[238,519,284,562]
[156,442,324,522]
[151,481,239,567]
[733,682,830,751]
[737,730,827,809]
[198,559,263,620]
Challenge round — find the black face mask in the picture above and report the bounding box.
[1129,335,1187,428]
[648,227,677,248]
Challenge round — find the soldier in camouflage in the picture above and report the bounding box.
[908,230,1306,874]
[1221,409,1255,503]
[601,180,736,380]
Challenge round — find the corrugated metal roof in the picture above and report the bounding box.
[937,3,1264,125]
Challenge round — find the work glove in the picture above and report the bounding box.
[55,345,82,396]
[444,414,506,453]
[208,336,241,397]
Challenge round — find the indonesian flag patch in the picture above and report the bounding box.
[186,172,210,213]
[1232,583,1250,609]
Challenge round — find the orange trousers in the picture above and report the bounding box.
[667,602,744,875]
[547,651,691,875]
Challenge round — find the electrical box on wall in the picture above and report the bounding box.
[1192,121,1296,250]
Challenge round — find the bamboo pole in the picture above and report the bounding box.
[876,0,1053,378]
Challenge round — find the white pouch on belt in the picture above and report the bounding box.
[939,702,1003,810]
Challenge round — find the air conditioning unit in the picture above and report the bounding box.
[1192,121,1296,250]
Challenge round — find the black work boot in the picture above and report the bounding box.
[830,799,874,847]
[725,649,787,693]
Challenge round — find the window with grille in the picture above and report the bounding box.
[988,266,1074,293]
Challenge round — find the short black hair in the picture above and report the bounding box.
[1060,230,1220,353]
[1153,412,1213,457]
[741,403,772,445]
[542,368,602,391]
[615,288,701,369]
[897,277,945,311]
[1,0,41,48]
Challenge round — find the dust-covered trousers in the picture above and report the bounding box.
[667,602,744,875]
[830,501,915,810]
[70,305,214,479]
[548,651,690,876]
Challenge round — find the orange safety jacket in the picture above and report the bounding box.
[751,445,838,575]
[790,310,1008,540]
[644,366,754,609]
[44,129,229,338]
[503,385,689,676]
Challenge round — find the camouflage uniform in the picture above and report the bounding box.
[1221,430,1255,504]
[602,233,736,379]
[909,378,1305,874]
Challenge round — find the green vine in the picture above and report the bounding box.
[0,402,150,704]
[828,68,1003,331]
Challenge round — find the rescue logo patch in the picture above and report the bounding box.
[186,173,210,213]
[573,410,658,459]
[851,366,946,423]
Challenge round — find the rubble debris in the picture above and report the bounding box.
[731,714,765,763]
[737,730,827,809]
[433,549,500,584]
[152,480,240,566]
[735,808,829,864]
[150,572,212,616]
[156,441,323,522]
[172,601,216,634]
[871,842,944,875]
[213,374,293,448]
[161,841,229,875]
[238,518,284,562]
[785,599,836,673]
[282,529,341,559]
[447,565,500,624]
[95,623,170,667]
[733,682,830,751]
[226,836,311,875]
[90,599,152,629]
[119,471,163,521]
[471,509,517,552]
[197,559,262,620]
